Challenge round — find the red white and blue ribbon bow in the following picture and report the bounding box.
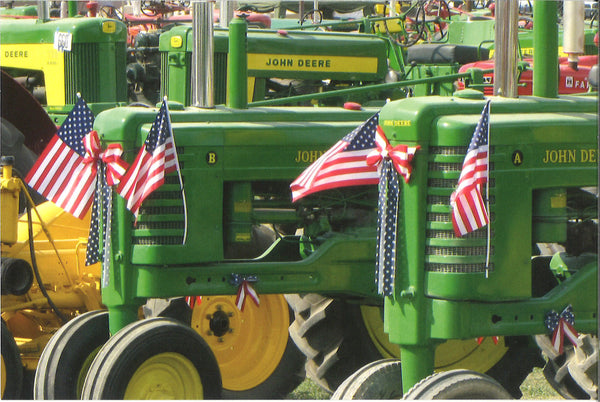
[366,126,420,183]
[231,274,260,311]
[545,305,579,354]
[82,130,128,186]
[83,130,129,268]
[366,126,419,296]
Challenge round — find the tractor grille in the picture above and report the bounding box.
[65,43,126,104]
[160,52,169,99]
[131,150,186,245]
[65,43,99,103]
[425,146,494,273]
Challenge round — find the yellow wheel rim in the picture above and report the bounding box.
[190,294,290,391]
[360,305,508,373]
[1,353,7,397]
[123,352,203,399]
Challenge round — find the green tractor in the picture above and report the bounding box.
[32,2,597,398]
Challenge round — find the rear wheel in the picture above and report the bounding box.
[287,294,538,397]
[81,317,221,399]
[190,294,304,399]
[536,333,598,399]
[403,369,512,399]
[1,320,23,399]
[33,310,109,399]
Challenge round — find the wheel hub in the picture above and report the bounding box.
[208,307,233,338]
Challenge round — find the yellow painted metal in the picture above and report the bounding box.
[360,306,508,373]
[0,44,66,105]
[190,294,290,391]
[1,353,6,397]
[123,352,204,399]
[1,163,20,245]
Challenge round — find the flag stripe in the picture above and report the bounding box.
[24,97,96,219]
[291,114,379,202]
[117,101,180,218]
[451,101,491,237]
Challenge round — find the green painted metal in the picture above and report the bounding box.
[380,94,597,392]
[227,16,248,109]
[0,18,127,106]
[533,1,558,98]
[159,26,390,105]
[0,5,38,16]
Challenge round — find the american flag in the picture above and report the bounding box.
[290,113,380,202]
[451,100,490,237]
[25,97,96,219]
[117,99,179,218]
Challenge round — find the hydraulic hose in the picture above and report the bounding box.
[24,187,69,324]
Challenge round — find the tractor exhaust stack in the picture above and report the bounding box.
[493,0,519,98]
[191,0,215,108]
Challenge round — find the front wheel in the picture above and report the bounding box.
[403,369,512,399]
[33,310,109,399]
[2,320,23,399]
[81,317,222,399]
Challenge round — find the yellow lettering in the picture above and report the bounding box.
[382,120,411,127]
[512,152,522,165]
[295,150,325,163]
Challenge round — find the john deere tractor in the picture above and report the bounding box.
[30,1,597,398]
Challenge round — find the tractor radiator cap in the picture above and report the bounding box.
[343,102,362,110]
[453,89,485,100]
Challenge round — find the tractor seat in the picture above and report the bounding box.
[406,44,490,65]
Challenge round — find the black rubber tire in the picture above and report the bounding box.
[331,359,403,399]
[80,317,222,399]
[287,294,540,397]
[403,369,512,399]
[1,320,23,399]
[146,295,304,399]
[286,294,383,392]
[33,310,109,399]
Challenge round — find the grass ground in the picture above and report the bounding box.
[287,367,563,399]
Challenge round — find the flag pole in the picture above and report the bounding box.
[485,101,491,278]
[163,97,188,243]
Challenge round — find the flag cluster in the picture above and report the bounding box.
[450,100,490,237]
[290,114,419,296]
[25,97,181,266]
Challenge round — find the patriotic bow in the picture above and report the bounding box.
[545,305,579,354]
[366,126,419,183]
[82,130,128,186]
[230,274,260,311]
[367,126,419,296]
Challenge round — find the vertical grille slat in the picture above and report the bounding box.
[425,146,495,273]
[131,155,186,246]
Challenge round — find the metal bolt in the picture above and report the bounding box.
[207,330,213,336]
[227,312,234,317]
[218,337,224,342]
